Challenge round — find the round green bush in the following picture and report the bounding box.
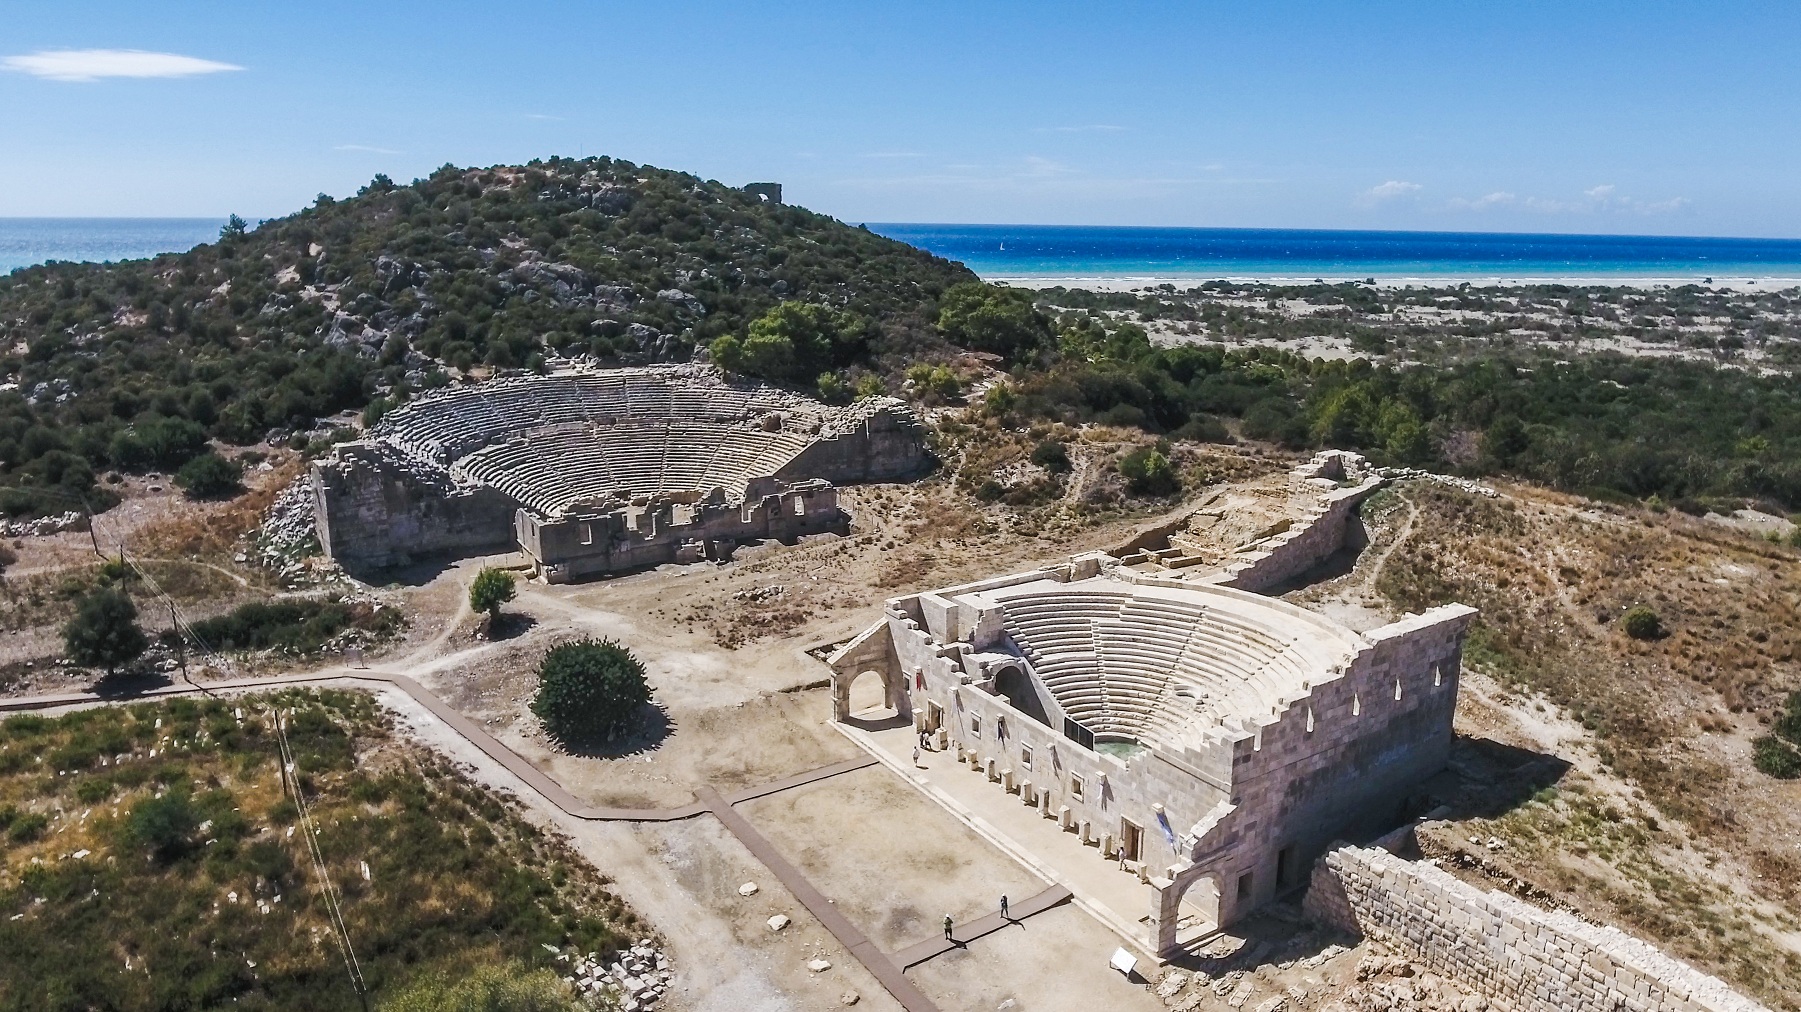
[175,451,242,500]
[1119,447,1179,496]
[63,588,148,673]
[126,787,198,861]
[469,567,517,621]
[1620,605,1663,640]
[1030,439,1072,474]
[531,639,650,745]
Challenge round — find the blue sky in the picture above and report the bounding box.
[3,1,1798,236]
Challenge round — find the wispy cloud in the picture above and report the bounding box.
[334,144,400,155]
[2,48,241,82]
[1448,185,1687,216]
[524,113,563,121]
[1357,180,1422,206]
[861,151,926,160]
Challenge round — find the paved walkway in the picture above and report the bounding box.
[2,672,931,1011]
[891,884,1074,968]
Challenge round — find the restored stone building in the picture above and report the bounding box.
[830,547,1474,954]
[312,364,927,580]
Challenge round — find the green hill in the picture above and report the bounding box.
[0,156,976,516]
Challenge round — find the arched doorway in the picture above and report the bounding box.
[1151,865,1223,955]
[830,665,910,726]
[846,669,895,719]
[991,662,1049,726]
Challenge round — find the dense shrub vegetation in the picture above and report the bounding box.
[0,690,643,1010]
[532,639,651,745]
[179,596,402,654]
[8,152,1801,519]
[0,156,973,517]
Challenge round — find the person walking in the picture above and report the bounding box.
[1000,894,1010,920]
[943,914,954,942]
[912,744,922,767]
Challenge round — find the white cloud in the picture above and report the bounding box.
[1358,180,1422,205]
[335,144,400,155]
[2,48,242,82]
[524,113,563,121]
[1448,185,1687,216]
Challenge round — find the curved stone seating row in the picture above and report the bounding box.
[991,583,1344,747]
[374,370,813,467]
[451,418,822,518]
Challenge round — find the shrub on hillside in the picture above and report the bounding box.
[182,597,401,654]
[175,451,242,500]
[1118,447,1179,496]
[1752,735,1801,779]
[1030,439,1072,474]
[1620,605,1663,640]
[125,787,199,862]
[63,588,148,673]
[531,639,650,745]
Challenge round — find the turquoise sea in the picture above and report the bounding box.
[868,223,1801,282]
[0,218,225,275]
[8,217,1801,284]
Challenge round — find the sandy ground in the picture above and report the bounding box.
[738,766,1050,952]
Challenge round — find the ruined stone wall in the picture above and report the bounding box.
[520,480,846,582]
[1306,844,1767,1012]
[312,444,516,569]
[1208,475,1385,593]
[776,404,930,486]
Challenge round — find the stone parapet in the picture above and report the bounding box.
[1306,844,1768,1012]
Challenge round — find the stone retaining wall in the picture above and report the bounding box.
[1305,844,1767,1012]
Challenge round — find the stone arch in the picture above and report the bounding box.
[826,621,910,724]
[990,661,1050,726]
[1150,864,1224,955]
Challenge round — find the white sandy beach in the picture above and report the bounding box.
[989,274,1801,293]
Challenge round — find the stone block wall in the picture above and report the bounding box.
[1209,474,1385,593]
[520,480,847,582]
[776,404,930,486]
[1306,844,1768,1012]
[312,444,516,569]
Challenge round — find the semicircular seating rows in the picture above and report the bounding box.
[993,584,1333,750]
[369,371,825,517]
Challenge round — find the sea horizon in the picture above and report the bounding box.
[9,216,1801,286]
[867,222,1801,285]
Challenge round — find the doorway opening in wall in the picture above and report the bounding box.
[1237,871,1254,902]
[1120,819,1143,862]
[926,701,944,733]
[1276,845,1296,891]
[846,669,896,721]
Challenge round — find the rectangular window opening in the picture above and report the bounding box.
[1070,775,1084,802]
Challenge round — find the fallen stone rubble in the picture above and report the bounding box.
[557,939,672,1011]
[252,479,324,580]
[1378,467,1499,498]
[2,510,86,538]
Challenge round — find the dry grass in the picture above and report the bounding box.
[1374,481,1801,1005]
